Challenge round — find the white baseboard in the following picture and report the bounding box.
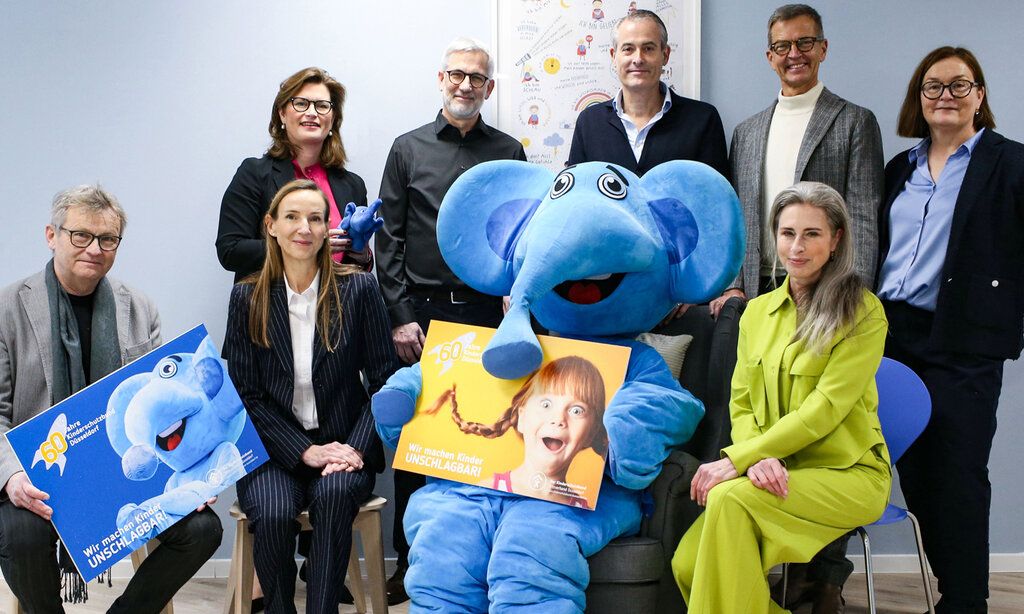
[846,552,1024,574]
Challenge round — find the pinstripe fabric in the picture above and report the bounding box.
[224,271,399,614]
[224,272,399,473]
[236,462,372,614]
[729,88,884,297]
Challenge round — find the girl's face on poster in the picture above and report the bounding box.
[516,389,597,474]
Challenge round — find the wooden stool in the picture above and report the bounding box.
[7,538,174,614]
[223,496,388,614]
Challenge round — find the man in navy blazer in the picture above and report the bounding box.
[566,10,728,179]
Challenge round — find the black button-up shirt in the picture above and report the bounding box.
[375,111,527,326]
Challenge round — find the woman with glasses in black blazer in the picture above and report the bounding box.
[876,46,1024,614]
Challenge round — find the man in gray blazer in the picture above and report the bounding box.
[708,5,884,613]
[709,3,883,320]
[0,185,221,613]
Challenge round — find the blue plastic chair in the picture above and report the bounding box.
[856,357,935,614]
[782,357,936,614]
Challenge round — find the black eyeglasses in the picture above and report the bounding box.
[60,226,122,251]
[921,79,980,100]
[445,70,488,88]
[288,97,334,114]
[768,36,824,55]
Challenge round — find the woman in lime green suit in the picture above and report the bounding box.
[672,181,892,614]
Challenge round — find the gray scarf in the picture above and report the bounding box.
[43,258,121,601]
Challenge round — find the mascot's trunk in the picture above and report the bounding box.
[482,201,655,380]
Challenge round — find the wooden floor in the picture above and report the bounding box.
[1,573,1021,613]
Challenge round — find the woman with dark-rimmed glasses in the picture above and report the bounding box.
[876,46,1024,613]
[216,67,371,283]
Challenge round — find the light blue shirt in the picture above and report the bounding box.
[612,82,672,162]
[878,129,985,311]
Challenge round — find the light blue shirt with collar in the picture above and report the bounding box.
[612,81,672,162]
[878,128,986,311]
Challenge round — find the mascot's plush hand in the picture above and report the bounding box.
[340,199,384,252]
[371,363,423,448]
[437,160,744,379]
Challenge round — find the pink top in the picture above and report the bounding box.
[293,161,345,264]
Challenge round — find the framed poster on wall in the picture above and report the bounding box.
[494,0,701,171]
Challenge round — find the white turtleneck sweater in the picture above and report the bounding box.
[760,81,825,274]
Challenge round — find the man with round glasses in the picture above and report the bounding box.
[0,185,222,612]
[374,36,525,605]
[715,4,886,613]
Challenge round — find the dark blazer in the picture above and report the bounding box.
[216,154,368,282]
[878,129,1024,360]
[223,272,400,473]
[566,89,729,179]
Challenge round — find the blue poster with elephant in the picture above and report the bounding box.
[5,324,267,581]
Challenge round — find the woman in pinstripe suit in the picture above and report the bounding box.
[224,179,400,614]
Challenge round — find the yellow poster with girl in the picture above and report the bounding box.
[394,321,630,510]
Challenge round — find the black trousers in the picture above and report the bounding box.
[883,301,1002,611]
[237,460,373,614]
[0,501,221,614]
[391,294,504,568]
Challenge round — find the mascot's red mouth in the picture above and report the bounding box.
[156,418,187,451]
[555,274,625,305]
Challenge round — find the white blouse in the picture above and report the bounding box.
[284,271,320,430]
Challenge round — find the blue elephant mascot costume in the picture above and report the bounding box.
[373,160,743,612]
[105,335,247,549]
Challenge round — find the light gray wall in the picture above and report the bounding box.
[0,0,492,562]
[0,0,1020,565]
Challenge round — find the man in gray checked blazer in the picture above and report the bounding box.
[707,5,884,613]
[0,185,221,613]
[709,4,883,324]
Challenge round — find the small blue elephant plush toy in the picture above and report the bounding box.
[373,160,744,612]
[105,335,246,547]
[339,198,384,252]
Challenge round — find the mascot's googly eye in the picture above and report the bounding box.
[597,173,627,200]
[549,172,575,199]
[157,359,178,379]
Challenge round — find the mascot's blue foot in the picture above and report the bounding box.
[372,389,416,427]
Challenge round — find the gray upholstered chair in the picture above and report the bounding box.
[585,298,744,614]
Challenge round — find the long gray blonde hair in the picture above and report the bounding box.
[770,182,864,353]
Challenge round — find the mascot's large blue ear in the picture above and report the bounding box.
[106,373,152,456]
[642,161,744,303]
[438,160,554,296]
[193,336,224,399]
